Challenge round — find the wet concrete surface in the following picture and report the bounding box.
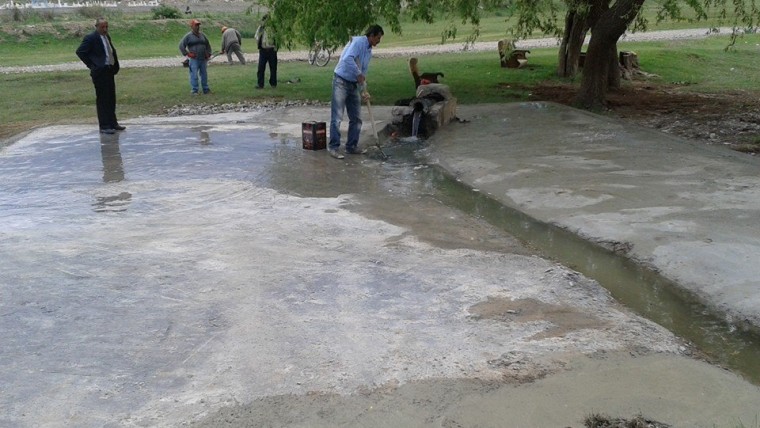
[431,103,760,330]
[1,105,759,427]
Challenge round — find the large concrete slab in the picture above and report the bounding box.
[431,102,760,330]
[1,105,759,427]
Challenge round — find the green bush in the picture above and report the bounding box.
[151,5,182,20]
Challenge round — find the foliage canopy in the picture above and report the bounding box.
[262,0,759,107]
[264,0,760,50]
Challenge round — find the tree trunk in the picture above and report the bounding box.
[557,11,572,77]
[575,0,645,109]
[557,10,589,78]
[575,36,611,110]
[607,43,621,89]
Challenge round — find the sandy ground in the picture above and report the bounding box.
[191,354,760,428]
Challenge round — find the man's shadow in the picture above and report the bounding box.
[94,132,131,212]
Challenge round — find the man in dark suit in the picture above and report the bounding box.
[76,17,125,135]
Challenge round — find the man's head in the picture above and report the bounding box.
[190,19,201,33]
[221,26,228,33]
[95,17,108,36]
[365,24,384,47]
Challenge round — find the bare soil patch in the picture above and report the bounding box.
[526,81,760,155]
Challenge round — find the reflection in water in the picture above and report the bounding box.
[100,132,125,182]
[190,126,213,146]
[94,132,131,212]
[200,130,211,146]
[93,192,133,213]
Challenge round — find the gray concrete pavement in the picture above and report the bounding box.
[1,104,759,427]
[431,103,760,330]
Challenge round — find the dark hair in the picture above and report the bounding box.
[365,24,384,37]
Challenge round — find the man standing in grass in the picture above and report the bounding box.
[179,19,212,95]
[76,17,124,135]
[328,24,384,159]
[254,14,277,89]
[220,26,245,65]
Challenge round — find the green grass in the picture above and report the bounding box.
[0,3,752,67]
[620,35,760,92]
[3,8,760,140]
[0,17,264,66]
[0,45,563,137]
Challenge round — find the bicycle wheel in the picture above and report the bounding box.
[314,48,330,67]
[307,47,317,65]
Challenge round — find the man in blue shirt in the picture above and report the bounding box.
[328,25,384,159]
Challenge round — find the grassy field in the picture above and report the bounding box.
[0,3,751,66]
[2,7,760,140]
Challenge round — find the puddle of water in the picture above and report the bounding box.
[425,168,760,385]
[29,126,753,386]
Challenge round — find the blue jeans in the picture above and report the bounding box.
[188,58,209,93]
[329,74,361,150]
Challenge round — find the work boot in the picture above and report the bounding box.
[345,146,367,155]
[328,148,344,159]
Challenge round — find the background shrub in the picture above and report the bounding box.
[152,5,181,19]
[78,6,107,19]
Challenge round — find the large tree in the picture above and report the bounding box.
[262,0,760,109]
[509,0,760,109]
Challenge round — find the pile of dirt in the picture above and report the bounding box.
[528,81,760,155]
[584,413,671,428]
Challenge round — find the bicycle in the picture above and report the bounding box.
[307,41,331,67]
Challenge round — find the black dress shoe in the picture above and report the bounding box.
[100,129,116,135]
[113,125,126,131]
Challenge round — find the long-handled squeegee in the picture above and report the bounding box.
[364,96,388,160]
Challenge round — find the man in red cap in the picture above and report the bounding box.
[179,19,212,95]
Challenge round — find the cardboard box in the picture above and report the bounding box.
[302,121,326,150]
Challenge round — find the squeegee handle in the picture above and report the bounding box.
[365,98,379,140]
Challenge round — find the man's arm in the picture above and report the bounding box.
[344,38,364,78]
[178,35,188,56]
[75,33,94,68]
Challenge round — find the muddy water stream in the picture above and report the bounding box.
[418,162,760,386]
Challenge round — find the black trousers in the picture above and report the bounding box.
[257,48,277,88]
[91,67,118,129]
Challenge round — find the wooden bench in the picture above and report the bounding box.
[498,39,530,69]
